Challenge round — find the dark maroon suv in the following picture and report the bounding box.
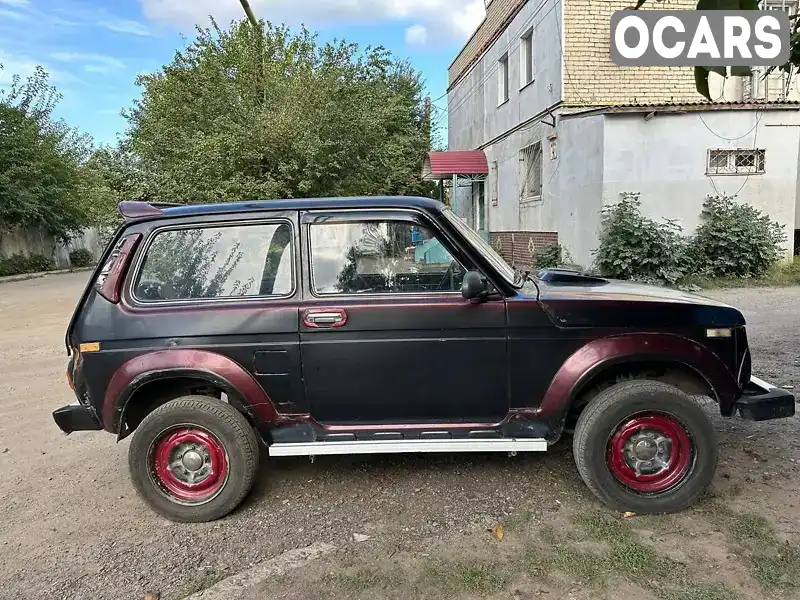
[54,196,795,522]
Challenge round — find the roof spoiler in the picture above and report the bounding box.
[118,201,183,220]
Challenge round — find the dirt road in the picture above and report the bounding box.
[0,273,798,600]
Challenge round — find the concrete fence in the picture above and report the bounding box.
[0,226,107,269]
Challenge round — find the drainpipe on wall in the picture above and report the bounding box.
[452,173,458,216]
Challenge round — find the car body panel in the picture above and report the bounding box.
[60,196,789,446]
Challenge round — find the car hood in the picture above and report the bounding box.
[534,271,744,328]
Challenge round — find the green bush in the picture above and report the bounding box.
[69,248,94,268]
[532,243,575,270]
[0,253,56,277]
[594,194,690,285]
[689,194,786,279]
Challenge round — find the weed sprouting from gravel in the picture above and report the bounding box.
[334,567,402,591]
[729,513,778,546]
[423,559,510,594]
[655,581,740,600]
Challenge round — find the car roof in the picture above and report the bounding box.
[145,195,447,219]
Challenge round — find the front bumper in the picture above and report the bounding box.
[734,376,796,421]
[53,404,102,434]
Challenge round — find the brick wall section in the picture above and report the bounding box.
[448,0,526,88]
[489,231,558,268]
[563,0,699,105]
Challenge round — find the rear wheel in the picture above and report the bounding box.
[128,396,260,522]
[573,380,717,514]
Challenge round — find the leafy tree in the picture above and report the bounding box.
[0,65,95,241]
[630,1,797,100]
[125,19,438,203]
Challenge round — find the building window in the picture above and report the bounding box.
[498,53,509,105]
[706,149,766,175]
[764,0,797,15]
[520,29,534,88]
[521,142,543,200]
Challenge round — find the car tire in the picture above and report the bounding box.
[128,395,260,523]
[572,380,717,514]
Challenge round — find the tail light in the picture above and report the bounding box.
[95,233,142,303]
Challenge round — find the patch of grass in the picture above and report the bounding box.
[689,257,800,290]
[750,544,800,591]
[334,567,401,591]
[545,546,608,583]
[575,512,630,544]
[423,559,510,594]
[656,581,740,600]
[729,513,778,547]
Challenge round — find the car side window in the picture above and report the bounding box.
[133,222,294,302]
[309,220,466,295]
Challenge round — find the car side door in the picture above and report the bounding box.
[298,208,509,425]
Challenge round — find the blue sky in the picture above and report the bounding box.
[0,0,485,146]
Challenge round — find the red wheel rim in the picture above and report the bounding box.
[151,427,228,503]
[607,413,693,494]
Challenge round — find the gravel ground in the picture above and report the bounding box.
[0,273,797,600]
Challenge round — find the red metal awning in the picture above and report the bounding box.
[422,151,488,180]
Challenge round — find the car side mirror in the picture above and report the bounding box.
[461,270,487,300]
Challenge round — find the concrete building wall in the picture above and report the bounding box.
[548,113,605,266]
[601,110,800,257]
[449,0,526,88]
[562,0,698,105]
[0,226,107,269]
[448,0,563,152]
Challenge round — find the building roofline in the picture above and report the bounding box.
[559,101,800,118]
[447,16,488,71]
[448,0,528,91]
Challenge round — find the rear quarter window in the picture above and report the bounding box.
[133,222,294,302]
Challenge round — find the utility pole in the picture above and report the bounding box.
[238,0,267,104]
[425,96,431,150]
[238,0,259,28]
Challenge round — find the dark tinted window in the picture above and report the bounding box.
[134,223,293,301]
[309,220,465,295]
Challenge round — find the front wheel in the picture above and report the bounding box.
[573,380,717,514]
[128,396,260,522]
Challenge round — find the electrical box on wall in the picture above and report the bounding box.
[548,133,557,160]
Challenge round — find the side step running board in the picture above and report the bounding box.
[268,438,548,457]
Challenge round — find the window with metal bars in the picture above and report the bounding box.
[520,142,543,200]
[706,149,766,175]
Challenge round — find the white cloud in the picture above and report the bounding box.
[100,18,151,36]
[50,52,125,71]
[405,24,427,46]
[137,0,485,45]
[0,8,26,20]
[0,0,30,7]
[0,52,82,87]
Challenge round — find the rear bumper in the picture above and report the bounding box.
[734,376,796,421]
[53,404,102,434]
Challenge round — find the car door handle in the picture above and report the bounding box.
[303,309,348,328]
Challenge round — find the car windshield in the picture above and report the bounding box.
[441,208,517,287]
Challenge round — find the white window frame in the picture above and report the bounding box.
[520,142,543,202]
[706,149,766,175]
[763,0,797,15]
[520,28,534,89]
[498,53,509,106]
